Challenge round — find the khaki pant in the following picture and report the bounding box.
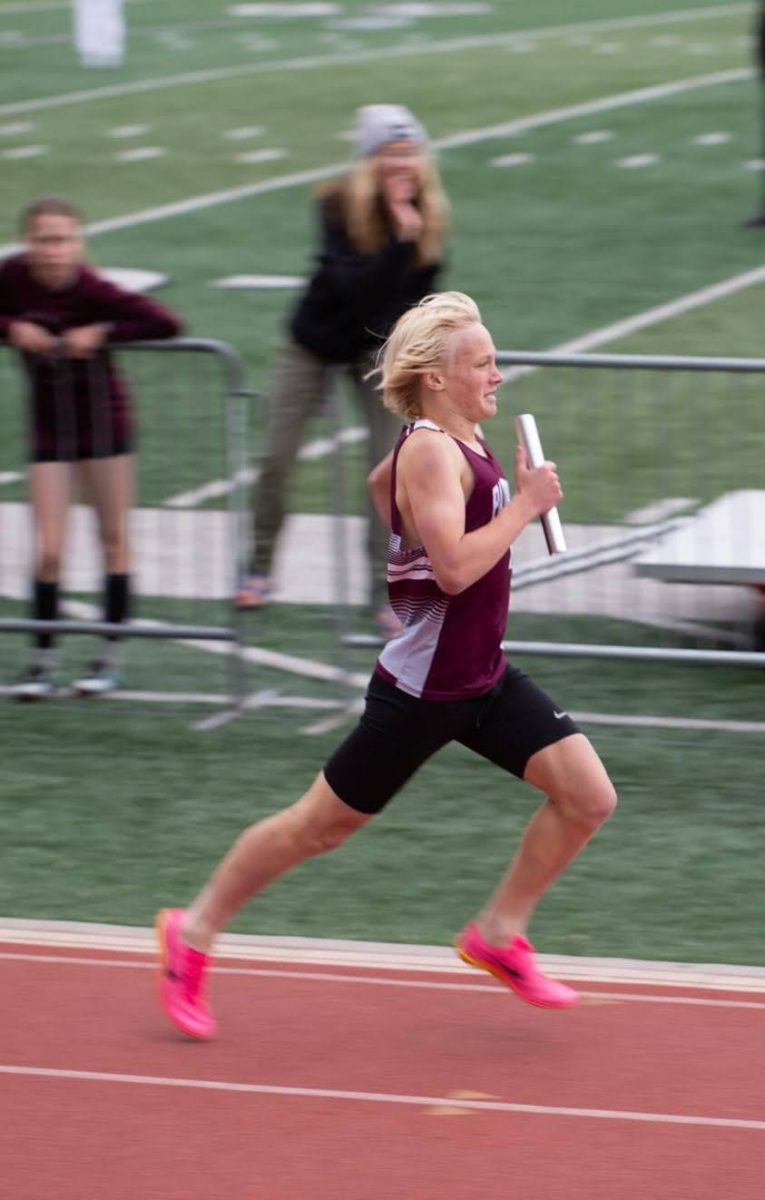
[251,337,401,612]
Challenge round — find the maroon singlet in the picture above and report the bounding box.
[376,419,512,700]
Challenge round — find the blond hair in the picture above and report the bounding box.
[318,154,448,267]
[377,292,482,421]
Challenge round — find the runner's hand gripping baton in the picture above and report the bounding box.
[514,413,567,555]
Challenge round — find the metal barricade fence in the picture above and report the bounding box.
[0,338,250,702]
[496,349,765,666]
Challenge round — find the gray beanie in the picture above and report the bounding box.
[355,104,427,158]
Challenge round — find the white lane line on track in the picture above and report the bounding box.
[2,1064,764,1129]
[0,4,750,117]
[2,952,765,1009]
[1,921,764,991]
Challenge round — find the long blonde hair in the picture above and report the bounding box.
[319,154,448,267]
[378,292,482,421]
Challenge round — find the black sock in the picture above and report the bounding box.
[104,573,130,633]
[33,579,59,652]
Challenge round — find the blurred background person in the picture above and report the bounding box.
[745,0,765,226]
[72,0,125,69]
[235,103,449,639]
[0,195,183,700]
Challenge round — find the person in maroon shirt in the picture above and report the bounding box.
[155,293,617,1041]
[0,195,184,699]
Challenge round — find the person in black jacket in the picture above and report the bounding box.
[236,104,449,637]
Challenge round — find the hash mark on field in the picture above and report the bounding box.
[617,153,659,168]
[592,42,623,54]
[328,15,410,30]
[236,34,279,53]
[693,131,731,145]
[116,147,166,162]
[573,130,613,144]
[210,274,304,288]
[744,159,765,171]
[108,125,151,139]
[0,121,33,136]
[228,3,339,14]
[490,152,533,167]
[0,144,47,158]
[223,125,265,140]
[234,148,285,164]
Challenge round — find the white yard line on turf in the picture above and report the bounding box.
[0,65,751,260]
[0,4,750,118]
[55,596,367,687]
[433,67,749,150]
[45,599,765,734]
[502,264,765,380]
[1,1064,764,1129]
[1,919,764,992]
[164,426,368,508]
[2,951,765,1009]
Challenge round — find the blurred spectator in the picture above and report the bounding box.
[236,104,449,638]
[745,1,765,226]
[0,195,183,699]
[72,0,125,69]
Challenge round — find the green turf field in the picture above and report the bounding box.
[1,1,763,962]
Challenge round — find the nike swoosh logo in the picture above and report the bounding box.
[553,711,568,720]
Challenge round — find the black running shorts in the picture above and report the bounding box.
[323,663,580,815]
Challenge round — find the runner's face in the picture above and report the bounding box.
[25,214,83,288]
[443,324,504,422]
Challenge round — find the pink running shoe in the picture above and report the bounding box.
[455,923,579,1009]
[155,908,217,1039]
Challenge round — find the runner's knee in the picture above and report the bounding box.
[286,800,364,858]
[555,777,617,832]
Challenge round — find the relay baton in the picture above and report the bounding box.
[514,413,567,555]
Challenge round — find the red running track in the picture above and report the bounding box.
[0,942,763,1200]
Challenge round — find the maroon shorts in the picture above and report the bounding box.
[27,357,134,462]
